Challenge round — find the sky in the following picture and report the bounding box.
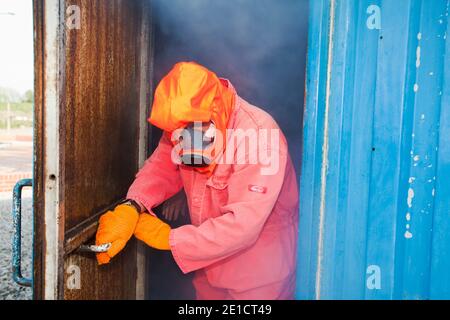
[0,0,33,95]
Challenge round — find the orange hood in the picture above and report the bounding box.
[149,62,236,175]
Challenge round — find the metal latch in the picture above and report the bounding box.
[77,242,111,253]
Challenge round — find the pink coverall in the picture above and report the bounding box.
[127,81,299,300]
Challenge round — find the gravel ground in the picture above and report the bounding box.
[0,196,33,300]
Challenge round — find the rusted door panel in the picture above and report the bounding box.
[34,0,152,299]
[63,0,141,231]
[33,0,45,300]
[64,246,138,300]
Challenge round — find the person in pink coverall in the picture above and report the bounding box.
[96,62,299,300]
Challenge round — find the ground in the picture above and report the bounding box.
[0,141,33,173]
[0,197,32,299]
[0,128,32,300]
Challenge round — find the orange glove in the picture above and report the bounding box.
[134,213,171,250]
[95,204,139,265]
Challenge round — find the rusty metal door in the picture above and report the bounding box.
[33,0,153,299]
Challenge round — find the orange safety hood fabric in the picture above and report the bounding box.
[148,62,235,175]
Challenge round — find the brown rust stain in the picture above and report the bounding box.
[33,0,152,300]
[62,0,142,230]
[64,239,138,300]
[33,0,46,300]
[60,0,145,299]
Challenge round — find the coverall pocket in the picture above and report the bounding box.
[206,177,229,211]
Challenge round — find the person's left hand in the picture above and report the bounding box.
[161,190,188,221]
[134,213,172,250]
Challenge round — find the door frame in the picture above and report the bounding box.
[33,0,63,300]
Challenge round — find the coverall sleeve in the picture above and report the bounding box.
[169,142,288,274]
[126,133,183,214]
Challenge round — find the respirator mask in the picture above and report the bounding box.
[172,121,217,167]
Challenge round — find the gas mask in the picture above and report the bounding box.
[172,121,217,167]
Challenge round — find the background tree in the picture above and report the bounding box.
[22,89,33,103]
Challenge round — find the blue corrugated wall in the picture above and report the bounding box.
[297,0,450,299]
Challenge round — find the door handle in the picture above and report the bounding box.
[12,179,33,287]
[77,242,111,253]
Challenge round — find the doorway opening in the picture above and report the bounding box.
[31,0,308,300]
[146,0,309,299]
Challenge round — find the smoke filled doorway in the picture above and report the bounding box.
[147,0,309,300]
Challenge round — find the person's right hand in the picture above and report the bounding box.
[95,204,139,265]
[161,191,188,221]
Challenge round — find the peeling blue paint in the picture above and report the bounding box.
[297,0,450,299]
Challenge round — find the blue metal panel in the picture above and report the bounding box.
[297,0,450,299]
[429,0,450,299]
[296,0,331,300]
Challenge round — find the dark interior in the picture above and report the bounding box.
[146,0,309,300]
